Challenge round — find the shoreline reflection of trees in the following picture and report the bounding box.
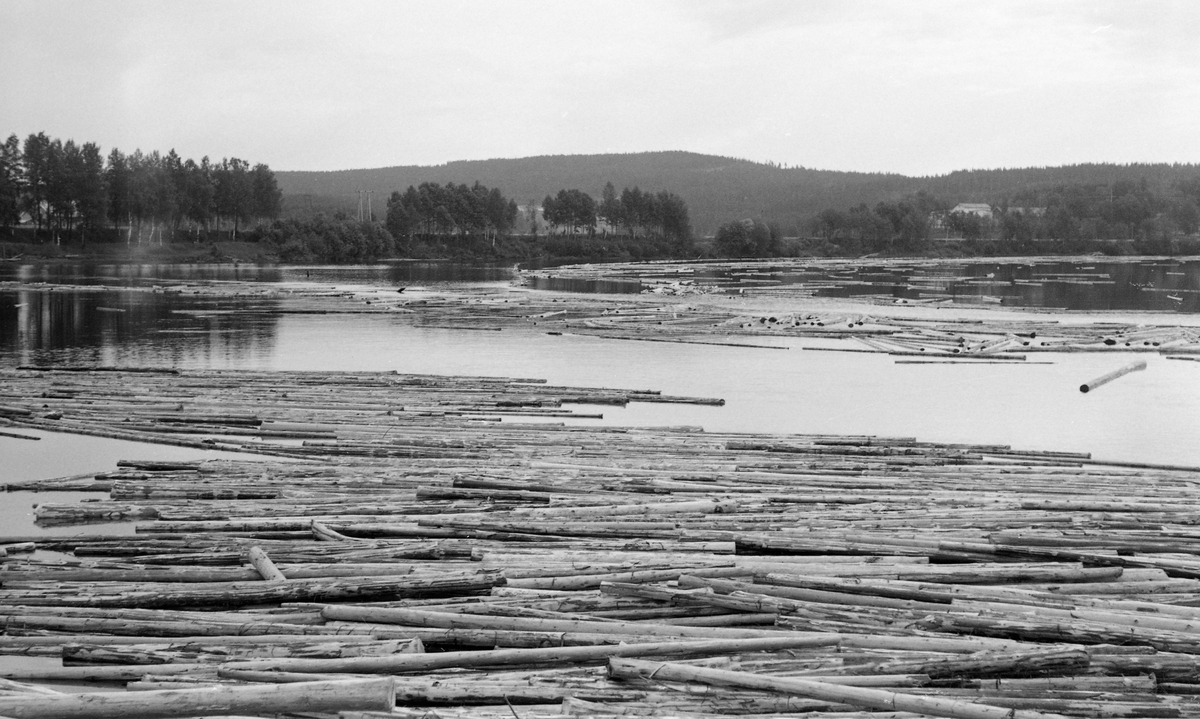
[3,263,285,287]
[1,291,279,368]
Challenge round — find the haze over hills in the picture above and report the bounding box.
[275,152,1200,236]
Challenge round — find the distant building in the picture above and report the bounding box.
[950,203,994,219]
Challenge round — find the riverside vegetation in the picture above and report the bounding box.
[9,138,1200,265]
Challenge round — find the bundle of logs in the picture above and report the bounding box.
[7,267,1200,359]
[4,369,1200,717]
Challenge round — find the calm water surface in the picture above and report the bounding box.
[617,258,1200,313]
[2,260,1200,490]
[0,260,515,286]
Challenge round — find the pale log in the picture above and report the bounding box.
[1079,360,1147,393]
[608,658,1074,719]
[0,677,394,718]
[320,605,788,639]
[220,635,840,674]
[247,546,286,581]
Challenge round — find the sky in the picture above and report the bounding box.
[3,0,1199,176]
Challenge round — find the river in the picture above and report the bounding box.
[3,258,1199,494]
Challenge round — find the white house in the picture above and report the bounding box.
[950,203,994,220]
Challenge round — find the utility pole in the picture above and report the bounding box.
[366,191,375,222]
[357,190,365,222]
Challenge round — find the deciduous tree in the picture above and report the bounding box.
[0,134,23,233]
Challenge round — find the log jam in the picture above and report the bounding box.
[3,366,1200,716]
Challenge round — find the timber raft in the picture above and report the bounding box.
[5,368,1200,717]
[6,262,1200,358]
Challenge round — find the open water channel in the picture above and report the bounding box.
[3,258,1200,535]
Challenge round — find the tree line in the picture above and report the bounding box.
[259,215,394,264]
[385,181,518,247]
[713,219,784,257]
[808,192,941,254]
[795,176,1200,257]
[385,180,693,249]
[543,182,691,243]
[0,131,281,244]
[996,178,1200,243]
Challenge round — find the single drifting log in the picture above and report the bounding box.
[827,648,1091,680]
[0,429,39,440]
[60,637,423,665]
[608,658,1074,719]
[247,546,287,581]
[358,626,736,649]
[312,519,360,542]
[321,605,784,639]
[1079,360,1147,393]
[220,635,841,674]
[504,565,752,591]
[0,614,375,638]
[0,678,63,696]
[0,663,214,682]
[0,563,417,584]
[0,542,35,556]
[1,572,505,609]
[0,677,394,719]
[0,634,388,650]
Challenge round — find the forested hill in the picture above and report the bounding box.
[276,152,911,234]
[275,152,1200,236]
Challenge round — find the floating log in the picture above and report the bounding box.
[1079,360,1147,393]
[0,429,39,440]
[247,546,286,581]
[219,635,841,674]
[608,659,1074,719]
[0,677,395,718]
[0,572,504,609]
[321,605,787,640]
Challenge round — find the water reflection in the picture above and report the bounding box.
[0,290,280,367]
[0,262,518,367]
[0,261,515,288]
[2,262,284,286]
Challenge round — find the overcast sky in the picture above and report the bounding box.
[3,1,1198,176]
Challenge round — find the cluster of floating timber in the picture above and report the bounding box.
[6,259,1200,359]
[522,257,1192,304]
[518,258,1200,355]
[0,366,722,458]
[5,368,1200,716]
[402,290,1200,359]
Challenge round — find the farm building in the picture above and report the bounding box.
[949,202,994,219]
